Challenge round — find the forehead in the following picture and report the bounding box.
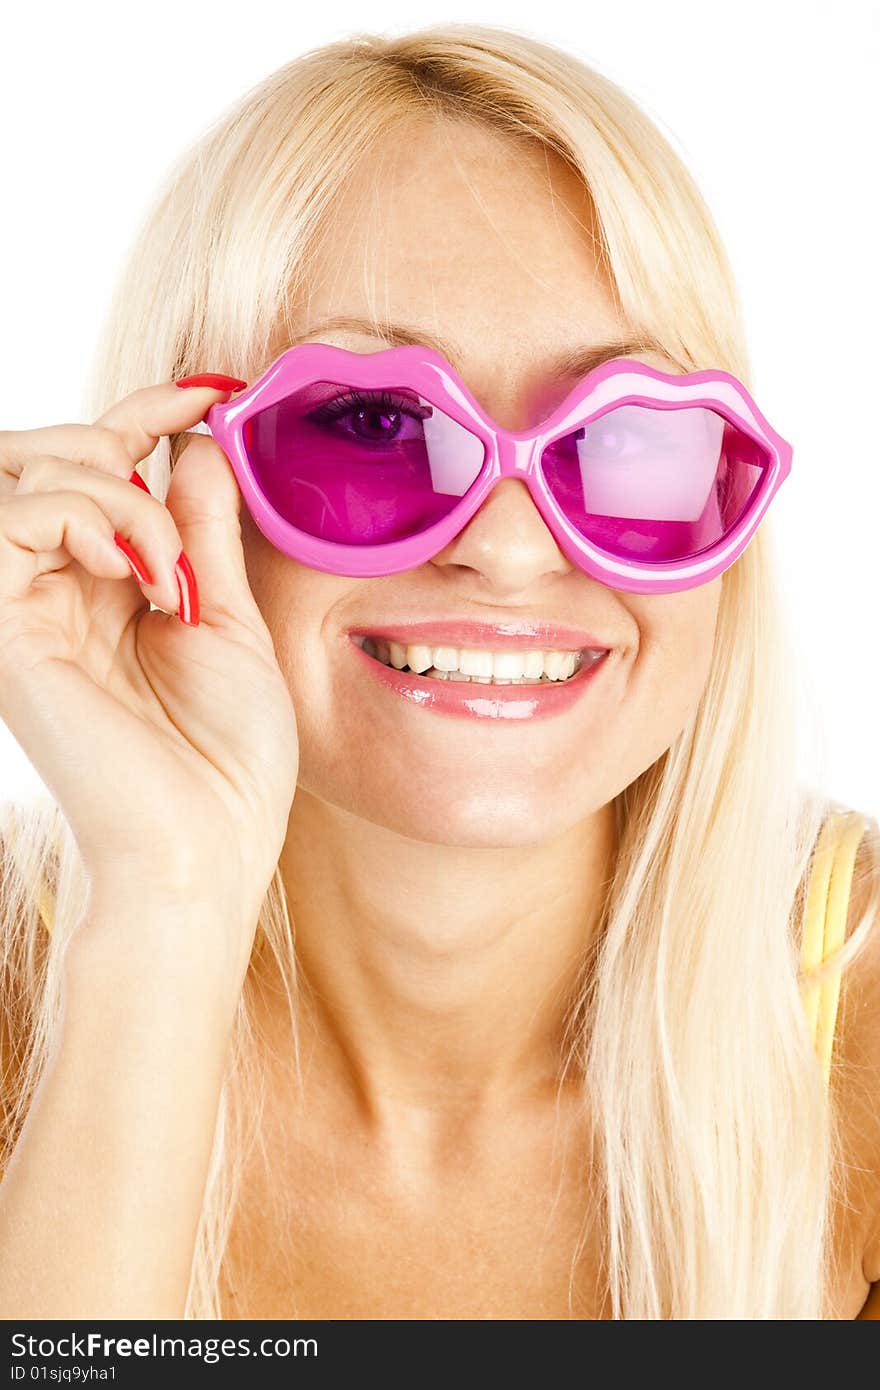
[299,120,625,345]
[281,315,678,381]
[276,120,683,413]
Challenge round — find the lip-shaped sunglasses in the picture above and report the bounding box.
[201,342,791,595]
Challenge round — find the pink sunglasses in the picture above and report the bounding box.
[203,342,791,595]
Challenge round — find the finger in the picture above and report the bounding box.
[0,423,134,496]
[0,375,247,491]
[162,432,268,632]
[0,489,136,606]
[93,377,247,468]
[13,453,186,615]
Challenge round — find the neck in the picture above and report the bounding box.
[270,791,617,1129]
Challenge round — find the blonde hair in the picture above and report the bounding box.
[2,22,878,1319]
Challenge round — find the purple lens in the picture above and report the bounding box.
[243,380,486,544]
[539,403,767,562]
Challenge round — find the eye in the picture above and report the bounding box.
[584,422,634,458]
[307,388,433,445]
[546,421,642,462]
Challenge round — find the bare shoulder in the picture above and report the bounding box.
[834,814,880,1289]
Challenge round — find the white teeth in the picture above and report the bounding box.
[406,644,434,674]
[543,650,564,680]
[558,653,578,680]
[492,650,526,679]
[432,646,460,672]
[459,648,494,677]
[359,636,602,684]
[388,640,408,669]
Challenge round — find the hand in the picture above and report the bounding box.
[0,379,299,994]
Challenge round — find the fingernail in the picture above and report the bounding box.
[174,373,247,392]
[174,550,200,627]
[129,469,151,493]
[113,533,154,586]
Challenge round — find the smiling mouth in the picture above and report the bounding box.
[352,634,608,685]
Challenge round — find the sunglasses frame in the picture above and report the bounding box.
[203,341,792,594]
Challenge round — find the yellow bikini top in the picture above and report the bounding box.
[32,809,865,1081]
[799,808,868,1087]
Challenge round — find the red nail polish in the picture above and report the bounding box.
[129,469,151,493]
[113,533,154,586]
[174,373,247,392]
[174,550,200,626]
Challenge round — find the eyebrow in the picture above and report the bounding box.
[287,314,668,380]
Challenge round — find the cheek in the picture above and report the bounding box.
[631,585,720,730]
[239,511,345,702]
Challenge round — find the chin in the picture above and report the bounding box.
[361,787,590,850]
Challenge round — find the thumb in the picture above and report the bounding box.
[164,431,265,631]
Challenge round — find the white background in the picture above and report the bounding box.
[1,0,877,815]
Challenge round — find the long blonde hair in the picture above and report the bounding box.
[2,23,878,1319]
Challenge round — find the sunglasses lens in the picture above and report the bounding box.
[539,404,767,562]
[243,381,485,544]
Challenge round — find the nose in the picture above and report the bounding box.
[429,476,573,592]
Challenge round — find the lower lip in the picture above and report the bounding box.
[347,638,611,721]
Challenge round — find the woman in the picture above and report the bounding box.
[0,24,877,1320]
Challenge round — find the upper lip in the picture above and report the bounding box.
[347,620,611,652]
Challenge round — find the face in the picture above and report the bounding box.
[239,118,722,848]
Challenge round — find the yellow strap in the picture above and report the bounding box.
[37,880,55,936]
[800,810,867,1086]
